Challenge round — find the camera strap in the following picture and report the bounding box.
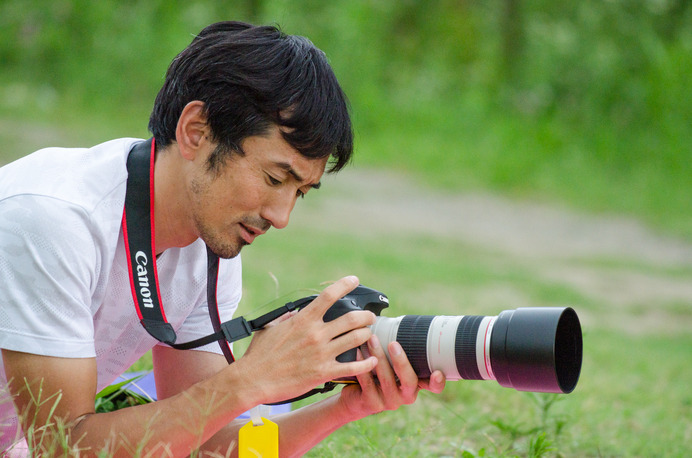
[123,138,282,360]
[122,139,338,402]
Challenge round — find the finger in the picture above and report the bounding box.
[418,370,446,394]
[325,309,376,339]
[353,347,378,392]
[387,341,419,403]
[299,276,359,319]
[367,335,397,391]
[329,325,372,357]
[331,355,378,380]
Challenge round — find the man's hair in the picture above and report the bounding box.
[148,21,353,173]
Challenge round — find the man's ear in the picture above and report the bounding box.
[175,100,211,161]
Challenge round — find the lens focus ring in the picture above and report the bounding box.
[455,315,484,380]
[396,315,434,378]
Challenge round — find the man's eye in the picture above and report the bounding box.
[267,175,281,186]
[296,189,305,199]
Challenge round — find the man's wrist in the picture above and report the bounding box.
[215,357,269,410]
[333,386,369,423]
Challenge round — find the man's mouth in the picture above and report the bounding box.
[239,223,266,245]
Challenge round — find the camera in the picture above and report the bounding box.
[293,285,583,394]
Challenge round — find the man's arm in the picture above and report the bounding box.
[1,348,262,455]
[153,345,353,457]
[154,326,445,457]
[2,351,98,444]
[2,277,381,456]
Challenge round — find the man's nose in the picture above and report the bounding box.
[261,192,294,230]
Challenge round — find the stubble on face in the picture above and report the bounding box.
[189,171,242,259]
[188,166,271,260]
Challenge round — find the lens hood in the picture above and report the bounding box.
[490,307,582,393]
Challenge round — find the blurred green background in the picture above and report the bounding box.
[2,1,691,456]
[1,0,690,239]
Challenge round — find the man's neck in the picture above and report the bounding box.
[153,144,198,254]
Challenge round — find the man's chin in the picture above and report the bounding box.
[213,246,243,259]
[205,240,245,259]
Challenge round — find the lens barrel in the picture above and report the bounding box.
[369,307,582,394]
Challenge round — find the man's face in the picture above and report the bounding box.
[187,126,327,259]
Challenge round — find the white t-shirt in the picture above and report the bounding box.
[0,138,242,448]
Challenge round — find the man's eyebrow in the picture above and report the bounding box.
[276,162,321,189]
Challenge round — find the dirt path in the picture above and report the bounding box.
[290,168,692,335]
[4,120,691,335]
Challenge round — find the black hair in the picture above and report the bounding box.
[148,21,353,173]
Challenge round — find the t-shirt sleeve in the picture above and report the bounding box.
[0,195,99,357]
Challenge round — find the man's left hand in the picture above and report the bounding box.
[337,335,446,420]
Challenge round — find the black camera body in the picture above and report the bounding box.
[293,285,390,363]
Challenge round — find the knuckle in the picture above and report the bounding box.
[378,378,395,394]
[303,328,324,347]
[362,311,377,325]
[403,388,418,405]
[320,289,339,304]
[344,311,365,327]
[352,327,372,346]
[371,398,386,413]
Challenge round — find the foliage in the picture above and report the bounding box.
[1,0,691,238]
[94,375,153,414]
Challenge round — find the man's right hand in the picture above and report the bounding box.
[236,275,379,405]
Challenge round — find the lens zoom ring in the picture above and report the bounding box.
[396,315,434,378]
[455,315,483,380]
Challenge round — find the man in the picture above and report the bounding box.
[0,21,445,455]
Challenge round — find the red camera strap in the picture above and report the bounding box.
[122,138,234,362]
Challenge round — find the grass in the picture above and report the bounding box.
[289,330,692,457]
[236,225,692,457]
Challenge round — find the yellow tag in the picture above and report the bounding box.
[239,417,279,458]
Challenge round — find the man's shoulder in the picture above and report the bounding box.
[0,137,143,212]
